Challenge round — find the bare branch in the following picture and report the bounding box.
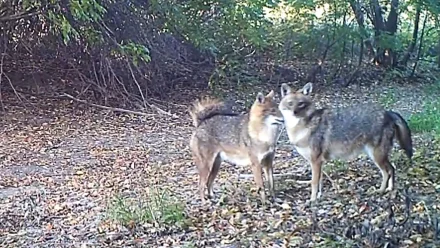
[61,93,154,116]
[0,10,41,22]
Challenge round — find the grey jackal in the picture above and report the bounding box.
[279,82,413,202]
[189,91,284,202]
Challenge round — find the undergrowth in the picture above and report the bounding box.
[106,187,186,228]
[378,89,398,109]
[409,100,440,136]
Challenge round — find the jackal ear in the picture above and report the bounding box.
[266,90,274,98]
[280,83,291,97]
[256,92,265,104]
[300,82,313,95]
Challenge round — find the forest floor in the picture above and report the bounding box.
[1,77,440,247]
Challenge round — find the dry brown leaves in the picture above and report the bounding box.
[0,81,439,248]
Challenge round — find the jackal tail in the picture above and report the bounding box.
[188,97,237,127]
[387,110,413,159]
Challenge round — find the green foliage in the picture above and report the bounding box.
[409,100,440,135]
[22,0,440,81]
[152,0,274,55]
[47,11,80,45]
[44,0,107,45]
[5,0,440,97]
[376,32,404,52]
[70,0,106,22]
[106,187,186,228]
[118,42,151,66]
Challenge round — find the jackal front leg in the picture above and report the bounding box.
[250,160,266,202]
[262,155,275,199]
[310,159,323,202]
[263,166,275,198]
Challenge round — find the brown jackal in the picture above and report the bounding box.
[278,83,413,202]
[189,91,284,202]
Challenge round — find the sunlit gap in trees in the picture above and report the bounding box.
[263,2,328,22]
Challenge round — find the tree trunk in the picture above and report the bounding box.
[359,39,364,66]
[401,4,421,66]
[437,37,440,68]
[411,12,428,77]
[349,0,374,64]
[369,0,399,68]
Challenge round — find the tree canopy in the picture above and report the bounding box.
[1,0,439,107]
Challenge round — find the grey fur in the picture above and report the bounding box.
[189,92,284,202]
[279,83,413,202]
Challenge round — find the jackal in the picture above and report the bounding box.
[279,82,413,202]
[189,91,284,202]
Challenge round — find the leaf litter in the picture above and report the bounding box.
[0,81,439,247]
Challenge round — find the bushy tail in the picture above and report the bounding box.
[188,97,237,127]
[387,111,413,159]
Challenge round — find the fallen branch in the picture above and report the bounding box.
[239,170,339,191]
[149,103,179,118]
[239,172,304,180]
[0,10,42,22]
[61,93,155,116]
[1,49,24,111]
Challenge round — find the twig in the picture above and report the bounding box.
[239,170,339,191]
[149,103,179,118]
[0,46,23,110]
[0,10,42,22]
[323,170,340,191]
[239,173,305,180]
[0,51,4,111]
[126,58,148,110]
[400,187,411,226]
[61,93,155,116]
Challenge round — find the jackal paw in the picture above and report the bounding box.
[207,192,215,199]
[317,191,322,199]
[304,199,318,208]
[385,184,394,192]
[373,188,387,195]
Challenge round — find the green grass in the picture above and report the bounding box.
[408,100,440,135]
[422,79,440,96]
[325,159,347,174]
[378,89,397,108]
[106,187,186,228]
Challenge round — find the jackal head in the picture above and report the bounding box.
[250,90,284,126]
[278,82,314,122]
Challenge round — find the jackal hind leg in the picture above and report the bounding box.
[206,155,222,199]
[367,144,395,193]
[196,154,211,202]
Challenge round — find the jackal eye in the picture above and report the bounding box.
[297,102,306,108]
[287,101,293,107]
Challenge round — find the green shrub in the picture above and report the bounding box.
[107,187,185,228]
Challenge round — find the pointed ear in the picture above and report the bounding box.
[300,82,313,95]
[266,90,274,98]
[280,83,291,98]
[256,92,265,104]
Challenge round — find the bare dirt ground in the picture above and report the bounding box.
[1,81,439,247]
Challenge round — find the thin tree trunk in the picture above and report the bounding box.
[411,12,428,77]
[358,39,364,66]
[401,4,421,66]
[369,0,399,67]
[349,0,374,63]
[437,37,440,68]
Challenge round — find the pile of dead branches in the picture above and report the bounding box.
[0,0,214,109]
